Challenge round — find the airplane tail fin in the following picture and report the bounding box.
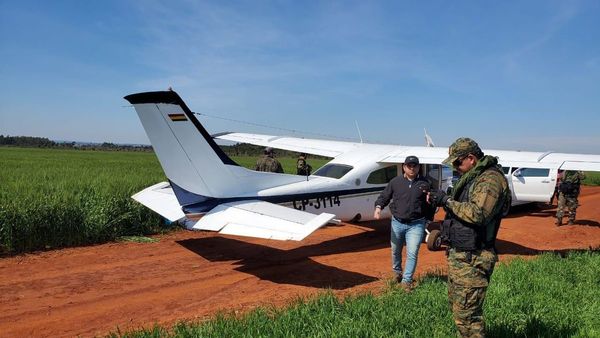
[124,91,240,206]
[124,90,304,213]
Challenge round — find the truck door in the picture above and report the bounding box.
[511,166,557,202]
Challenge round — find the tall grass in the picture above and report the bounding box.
[0,147,167,254]
[583,171,600,186]
[112,251,600,338]
[0,148,329,254]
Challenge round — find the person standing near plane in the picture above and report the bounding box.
[255,147,284,173]
[296,153,312,176]
[373,155,434,291]
[555,170,585,226]
[550,170,564,205]
[429,138,511,338]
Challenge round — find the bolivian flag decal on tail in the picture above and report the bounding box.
[168,113,187,121]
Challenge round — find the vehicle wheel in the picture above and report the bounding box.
[426,229,442,251]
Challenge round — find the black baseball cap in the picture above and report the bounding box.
[404,155,419,165]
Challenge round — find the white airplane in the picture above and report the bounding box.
[124,90,600,241]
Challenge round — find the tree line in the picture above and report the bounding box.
[0,135,329,158]
[0,135,152,151]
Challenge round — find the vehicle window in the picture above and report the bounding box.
[442,166,453,178]
[502,167,510,175]
[366,165,397,184]
[313,164,353,179]
[516,168,550,177]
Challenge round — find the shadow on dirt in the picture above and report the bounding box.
[576,219,600,227]
[504,203,556,219]
[495,239,540,255]
[177,228,390,289]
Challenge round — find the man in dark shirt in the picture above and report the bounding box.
[374,155,433,290]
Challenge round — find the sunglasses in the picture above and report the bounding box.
[452,155,469,168]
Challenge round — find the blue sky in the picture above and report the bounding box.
[1,0,599,153]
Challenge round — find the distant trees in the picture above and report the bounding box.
[0,135,152,151]
[0,134,328,158]
[0,135,56,147]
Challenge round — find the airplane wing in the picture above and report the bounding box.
[215,132,361,158]
[378,146,448,164]
[378,146,600,172]
[188,200,335,241]
[132,182,186,222]
[536,152,600,171]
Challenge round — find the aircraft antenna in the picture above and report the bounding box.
[424,128,435,147]
[355,120,363,143]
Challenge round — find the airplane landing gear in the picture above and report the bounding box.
[424,221,444,251]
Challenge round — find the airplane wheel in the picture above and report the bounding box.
[426,229,442,251]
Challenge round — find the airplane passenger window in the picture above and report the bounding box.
[313,164,353,179]
[366,165,397,184]
[515,168,550,177]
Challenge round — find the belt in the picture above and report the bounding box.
[451,246,496,254]
[396,217,425,224]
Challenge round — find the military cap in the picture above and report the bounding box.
[404,155,419,165]
[442,137,483,166]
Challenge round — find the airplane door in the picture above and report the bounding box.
[511,167,557,202]
[423,164,441,190]
[421,164,453,192]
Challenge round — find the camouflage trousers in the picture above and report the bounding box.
[447,248,497,338]
[556,193,578,222]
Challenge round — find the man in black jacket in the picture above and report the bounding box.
[374,155,434,290]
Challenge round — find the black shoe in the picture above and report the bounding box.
[568,220,575,225]
[555,219,562,226]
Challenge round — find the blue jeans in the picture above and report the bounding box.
[390,217,426,284]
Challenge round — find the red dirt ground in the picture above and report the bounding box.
[2,187,599,338]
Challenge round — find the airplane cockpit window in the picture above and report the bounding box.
[366,165,398,184]
[313,164,353,179]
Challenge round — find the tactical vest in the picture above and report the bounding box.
[446,168,509,251]
[558,182,579,195]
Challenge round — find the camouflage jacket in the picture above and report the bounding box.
[446,156,511,242]
[254,155,284,173]
[562,170,585,184]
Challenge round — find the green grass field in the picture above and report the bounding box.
[111,251,600,337]
[583,171,600,186]
[0,147,328,254]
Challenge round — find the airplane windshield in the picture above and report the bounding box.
[313,164,353,179]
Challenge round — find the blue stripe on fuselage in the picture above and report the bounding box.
[171,181,385,214]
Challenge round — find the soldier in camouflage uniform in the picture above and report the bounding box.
[296,153,313,176]
[555,170,585,226]
[429,138,511,338]
[254,147,284,173]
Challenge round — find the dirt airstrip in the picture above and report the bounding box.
[1,186,600,338]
